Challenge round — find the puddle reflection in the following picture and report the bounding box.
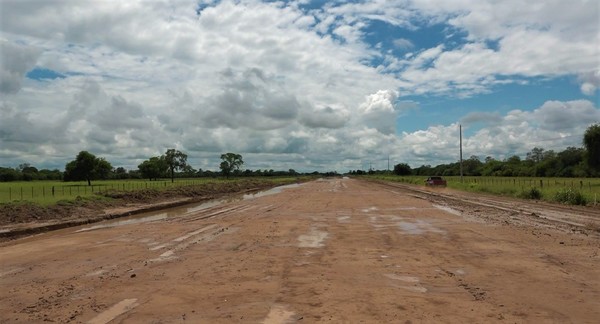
[75,183,302,232]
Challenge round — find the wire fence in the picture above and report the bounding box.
[456,177,595,191]
[0,179,214,203]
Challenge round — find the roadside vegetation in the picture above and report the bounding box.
[0,177,310,227]
[0,178,299,205]
[365,175,599,206]
[356,124,600,206]
[0,149,328,205]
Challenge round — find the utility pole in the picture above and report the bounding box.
[459,124,464,183]
[387,155,390,172]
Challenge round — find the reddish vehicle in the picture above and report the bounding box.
[425,176,447,187]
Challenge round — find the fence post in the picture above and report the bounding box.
[540,179,543,188]
[52,186,55,197]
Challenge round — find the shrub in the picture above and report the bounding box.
[499,188,517,196]
[519,187,542,200]
[554,188,587,206]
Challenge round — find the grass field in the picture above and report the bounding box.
[0,177,302,205]
[4,176,599,206]
[369,175,600,205]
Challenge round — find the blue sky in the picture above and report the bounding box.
[1,0,599,172]
[400,76,592,133]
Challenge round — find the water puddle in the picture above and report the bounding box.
[397,220,445,235]
[394,285,428,293]
[385,274,428,293]
[384,274,420,283]
[76,214,168,232]
[262,305,295,324]
[243,183,301,199]
[172,224,218,242]
[75,183,301,232]
[85,269,108,277]
[148,224,224,262]
[362,207,379,213]
[337,216,351,223]
[433,204,462,216]
[148,250,177,263]
[298,229,328,248]
[87,298,139,324]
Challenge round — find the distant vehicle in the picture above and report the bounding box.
[425,176,447,187]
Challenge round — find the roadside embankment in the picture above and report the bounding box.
[0,178,308,240]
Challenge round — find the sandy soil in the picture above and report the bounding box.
[1,178,599,323]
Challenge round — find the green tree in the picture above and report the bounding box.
[163,149,188,182]
[64,151,113,185]
[138,156,168,181]
[219,153,244,178]
[113,167,128,179]
[463,155,483,176]
[0,167,20,181]
[38,169,63,181]
[526,147,545,163]
[583,124,600,171]
[18,163,39,181]
[393,163,412,175]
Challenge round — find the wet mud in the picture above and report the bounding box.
[1,178,599,323]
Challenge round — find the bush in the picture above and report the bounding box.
[554,188,587,206]
[519,187,542,200]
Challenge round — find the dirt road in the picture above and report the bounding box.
[1,178,599,323]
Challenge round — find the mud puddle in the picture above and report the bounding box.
[88,298,139,324]
[298,228,329,248]
[243,183,301,199]
[75,183,302,232]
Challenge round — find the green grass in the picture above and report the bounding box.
[366,175,600,206]
[0,177,306,205]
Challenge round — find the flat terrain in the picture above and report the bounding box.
[1,178,599,323]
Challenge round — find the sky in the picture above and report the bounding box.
[1,0,599,173]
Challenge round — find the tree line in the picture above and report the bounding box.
[394,146,595,177]
[0,149,305,183]
[353,124,600,178]
[3,124,598,182]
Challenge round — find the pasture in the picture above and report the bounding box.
[0,177,299,205]
[371,175,600,205]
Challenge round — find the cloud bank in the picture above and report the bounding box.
[0,0,598,171]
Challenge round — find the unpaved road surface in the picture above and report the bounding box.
[1,178,599,323]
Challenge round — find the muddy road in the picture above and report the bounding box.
[1,178,599,323]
